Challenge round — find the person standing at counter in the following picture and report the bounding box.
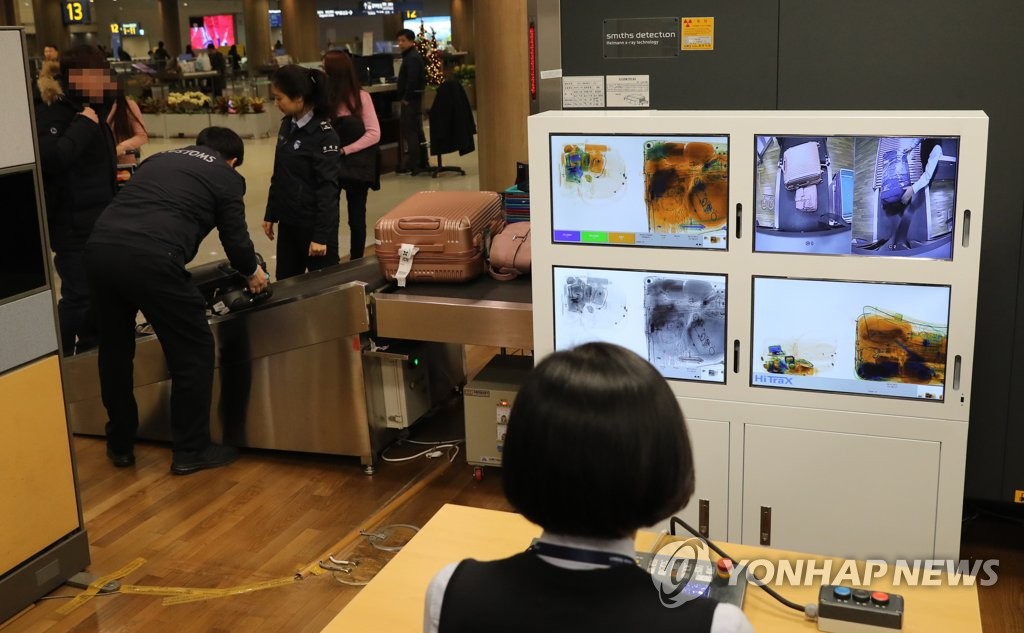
[263,65,342,279]
[151,41,170,70]
[323,50,381,260]
[424,342,754,633]
[228,44,242,74]
[85,127,269,475]
[206,43,226,97]
[395,28,427,174]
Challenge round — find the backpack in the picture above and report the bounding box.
[880,150,911,206]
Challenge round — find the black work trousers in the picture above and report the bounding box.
[85,244,213,455]
[341,182,369,260]
[275,222,340,280]
[53,248,96,355]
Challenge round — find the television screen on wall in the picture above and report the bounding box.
[750,276,951,401]
[403,16,453,45]
[189,15,235,50]
[550,134,730,250]
[553,265,727,383]
[753,135,960,259]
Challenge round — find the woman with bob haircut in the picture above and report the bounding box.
[423,342,753,633]
[262,64,341,279]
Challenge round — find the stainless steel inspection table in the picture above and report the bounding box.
[372,275,533,350]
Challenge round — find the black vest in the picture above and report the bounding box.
[438,552,718,633]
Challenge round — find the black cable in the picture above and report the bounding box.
[669,516,806,613]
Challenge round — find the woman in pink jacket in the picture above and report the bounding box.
[106,92,148,165]
[323,50,380,260]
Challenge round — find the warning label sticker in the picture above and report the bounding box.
[682,16,715,51]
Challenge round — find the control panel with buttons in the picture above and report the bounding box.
[818,585,904,632]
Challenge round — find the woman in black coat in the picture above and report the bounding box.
[34,46,118,355]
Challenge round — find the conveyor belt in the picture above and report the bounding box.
[372,275,533,349]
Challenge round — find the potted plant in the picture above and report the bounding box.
[208,95,277,138]
[452,64,476,110]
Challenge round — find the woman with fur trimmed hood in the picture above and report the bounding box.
[34,45,118,355]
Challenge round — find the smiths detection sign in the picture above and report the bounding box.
[603,18,679,58]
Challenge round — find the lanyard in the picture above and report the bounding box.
[528,539,637,568]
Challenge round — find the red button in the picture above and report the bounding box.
[716,558,733,578]
[871,591,890,605]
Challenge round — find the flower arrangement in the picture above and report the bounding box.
[452,64,475,86]
[166,91,211,113]
[250,97,265,113]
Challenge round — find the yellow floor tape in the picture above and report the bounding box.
[55,558,147,615]
[57,459,451,611]
[158,576,298,605]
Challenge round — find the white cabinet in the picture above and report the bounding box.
[742,424,940,560]
[0,31,36,169]
[649,416,730,540]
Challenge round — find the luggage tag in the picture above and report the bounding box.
[395,243,420,287]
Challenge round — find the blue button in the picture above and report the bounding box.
[833,586,852,599]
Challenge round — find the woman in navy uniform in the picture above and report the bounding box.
[424,343,754,633]
[262,64,342,280]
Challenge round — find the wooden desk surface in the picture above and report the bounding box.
[321,504,982,633]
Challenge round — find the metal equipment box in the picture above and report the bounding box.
[464,354,534,469]
[364,342,432,430]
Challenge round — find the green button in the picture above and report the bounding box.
[581,231,609,243]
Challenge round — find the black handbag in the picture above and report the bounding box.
[333,114,380,189]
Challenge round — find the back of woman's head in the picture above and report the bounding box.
[502,343,696,539]
[60,44,107,71]
[322,50,362,117]
[272,64,330,117]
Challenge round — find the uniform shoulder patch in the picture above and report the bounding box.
[320,120,333,132]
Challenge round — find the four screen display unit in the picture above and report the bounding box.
[547,129,965,403]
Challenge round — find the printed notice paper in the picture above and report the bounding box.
[562,76,605,109]
[607,75,650,107]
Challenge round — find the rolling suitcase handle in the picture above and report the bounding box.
[397,217,442,231]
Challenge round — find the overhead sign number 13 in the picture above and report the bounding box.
[64,1,88,24]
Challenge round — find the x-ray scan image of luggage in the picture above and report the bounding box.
[561,275,628,331]
[559,143,628,199]
[643,276,726,382]
[643,141,728,234]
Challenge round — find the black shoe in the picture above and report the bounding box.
[171,444,239,476]
[395,167,411,174]
[106,447,135,468]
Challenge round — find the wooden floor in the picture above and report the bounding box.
[3,402,1023,632]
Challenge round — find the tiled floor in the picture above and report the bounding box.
[141,134,482,273]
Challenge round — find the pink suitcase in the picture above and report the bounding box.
[782,141,823,190]
[375,191,505,285]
